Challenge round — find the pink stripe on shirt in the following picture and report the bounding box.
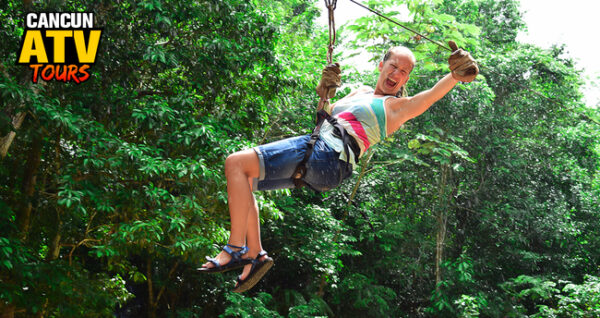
[338,112,371,149]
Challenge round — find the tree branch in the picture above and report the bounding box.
[155,261,180,305]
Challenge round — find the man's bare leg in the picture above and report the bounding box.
[202,149,260,268]
[238,189,265,280]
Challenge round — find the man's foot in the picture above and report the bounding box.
[197,244,252,273]
[236,253,267,280]
[233,251,273,293]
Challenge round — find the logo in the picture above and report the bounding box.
[17,12,102,84]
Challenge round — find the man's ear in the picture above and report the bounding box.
[378,61,383,72]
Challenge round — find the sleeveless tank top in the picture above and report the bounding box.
[319,91,393,167]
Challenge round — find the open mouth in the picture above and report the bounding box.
[385,78,397,88]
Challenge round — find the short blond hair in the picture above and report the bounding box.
[383,46,416,70]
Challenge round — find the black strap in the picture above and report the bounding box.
[292,110,327,188]
[292,110,354,189]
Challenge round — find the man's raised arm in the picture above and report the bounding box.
[386,42,478,131]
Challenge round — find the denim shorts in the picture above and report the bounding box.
[252,135,352,192]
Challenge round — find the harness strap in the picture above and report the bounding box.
[292,110,355,190]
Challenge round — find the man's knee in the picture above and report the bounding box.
[225,150,258,178]
[225,153,242,177]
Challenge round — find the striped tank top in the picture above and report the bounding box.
[319,91,393,167]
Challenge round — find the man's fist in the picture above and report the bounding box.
[448,41,478,83]
[316,63,341,99]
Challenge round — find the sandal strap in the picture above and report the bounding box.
[248,251,268,266]
[223,244,248,261]
[205,256,220,267]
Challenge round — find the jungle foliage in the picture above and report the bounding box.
[1,0,599,317]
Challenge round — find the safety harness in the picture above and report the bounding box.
[291,109,359,190]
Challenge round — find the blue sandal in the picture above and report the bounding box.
[198,244,253,273]
[233,250,273,293]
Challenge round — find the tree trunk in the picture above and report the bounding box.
[17,133,42,239]
[435,212,447,290]
[46,211,62,261]
[147,257,157,318]
[0,112,27,159]
[46,133,62,261]
[0,303,15,318]
[0,61,30,160]
[435,163,450,291]
[146,257,179,317]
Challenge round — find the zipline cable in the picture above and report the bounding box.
[348,0,451,52]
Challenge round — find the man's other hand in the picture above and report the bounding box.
[316,63,341,99]
[448,41,478,83]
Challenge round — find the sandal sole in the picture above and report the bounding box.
[197,260,253,274]
[233,258,273,293]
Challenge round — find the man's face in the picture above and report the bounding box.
[374,53,413,96]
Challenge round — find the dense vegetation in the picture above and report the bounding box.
[1,0,599,317]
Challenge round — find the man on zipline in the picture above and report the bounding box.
[199,41,478,293]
